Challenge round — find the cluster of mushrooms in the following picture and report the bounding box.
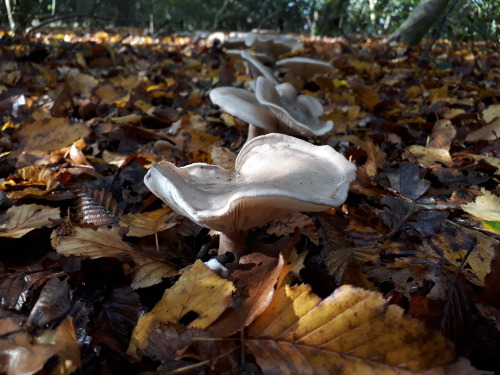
[144,32,357,261]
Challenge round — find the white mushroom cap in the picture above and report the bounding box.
[209,87,278,131]
[255,76,334,136]
[276,57,333,81]
[144,133,356,233]
[240,51,279,85]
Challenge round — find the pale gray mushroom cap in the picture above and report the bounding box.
[144,133,356,233]
[209,86,278,131]
[276,57,333,81]
[255,76,334,137]
[240,51,279,85]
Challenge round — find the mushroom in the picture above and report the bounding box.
[209,86,278,139]
[240,51,279,85]
[255,76,334,136]
[276,57,333,81]
[144,133,356,259]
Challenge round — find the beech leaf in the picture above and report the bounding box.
[128,260,235,356]
[120,207,178,237]
[247,284,458,373]
[51,226,178,289]
[0,204,60,238]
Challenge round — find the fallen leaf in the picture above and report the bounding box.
[0,204,60,238]
[210,253,284,337]
[120,207,177,237]
[128,260,235,356]
[247,284,457,373]
[461,188,500,222]
[52,226,178,288]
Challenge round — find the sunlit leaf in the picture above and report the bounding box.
[120,207,178,237]
[247,284,458,373]
[128,260,235,356]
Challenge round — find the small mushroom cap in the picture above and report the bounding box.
[209,87,278,131]
[255,76,334,136]
[144,133,356,233]
[240,51,279,85]
[276,57,332,81]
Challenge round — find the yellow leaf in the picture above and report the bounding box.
[0,204,60,238]
[462,189,500,222]
[128,260,235,355]
[120,207,177,237]
[247,284,456,373]
[405,144,453,168]
[2,166,60,199]
[52,226,178,289]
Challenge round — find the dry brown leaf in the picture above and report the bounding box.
[353,85,380,111]
[267,212,320,245]
[128,260,235,356]
[210,253,284,337]
[337,135,386,176]
[247,284,457,374]
[0,317,80,375]
[427,120,456,151]
[52,226,178,289]
[0,204,60,238]
[15,117,90,153]
[120,207,178,237]
[277,248,307,288]
[466,117,500,142]
[66,69,99,98]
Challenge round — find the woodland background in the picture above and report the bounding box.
[0,0,499,374]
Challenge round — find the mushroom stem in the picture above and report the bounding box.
[218,230,247,259]
[247,124,264,140]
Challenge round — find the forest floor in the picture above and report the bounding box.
[0,27,499,374]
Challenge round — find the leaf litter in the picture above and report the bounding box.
[0,28,498,373]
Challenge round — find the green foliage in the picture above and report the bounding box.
[1,0,497,41]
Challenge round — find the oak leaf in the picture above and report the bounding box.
[0,204,60,238]
[247,284,457,373]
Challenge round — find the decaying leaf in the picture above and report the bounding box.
[247,284,458,373]
[319,216,378,287]
[0,317,80,375]
[267,212,320,245]
[128,260,235,356]
[461,189,500,222]
[73,186,122,226]
[51,226,178,288]
[14,116,90,153]
[210,253,284,337]
[120,207,178,237]
[0,204,60,238]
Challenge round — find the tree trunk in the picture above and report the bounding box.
[388,0,449,45]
